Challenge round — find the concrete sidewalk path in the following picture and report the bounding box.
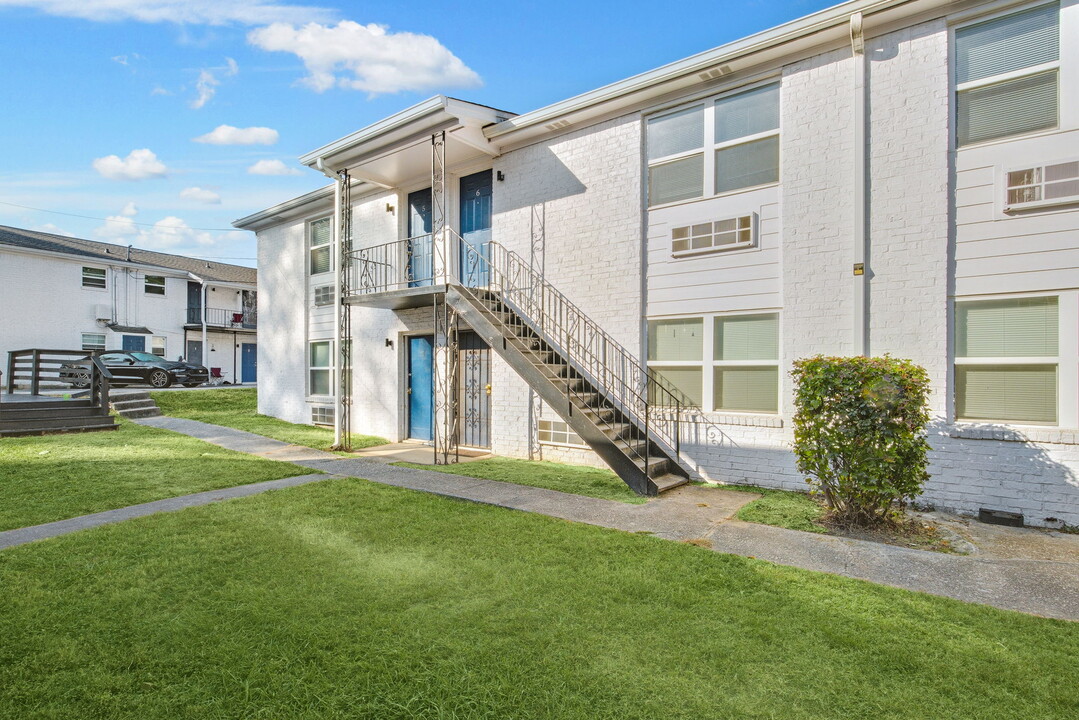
[10,414,1079,621]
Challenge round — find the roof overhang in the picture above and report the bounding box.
[485,0,954,147]
[232,184,338,232]
[300,96,515,189]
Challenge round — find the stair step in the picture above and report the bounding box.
[111,398,157,411]
[0,398,93,410]
[0,405,103,420]
[653,474,689,493]
[110,391,151,402]
[0,414,117,433]
[632,456,670,479]
[117,407,162,419]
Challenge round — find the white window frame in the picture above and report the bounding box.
[647,310,781,415]
[952,1,1062,148]
[671,213,758,257]
[308,216,332,276]
[81,333,106,352]
[537,419,588,449]
[144,275,166,296]
[308,340,333,398]
[646,80,781,209]
[953,291,1079,428]
[151,336,167,357]
[1002,157,1079,211]
[81,266,107,290]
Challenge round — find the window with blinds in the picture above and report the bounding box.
[714,314,779,413]
[955,3,1059,146]
[955,297,1058,424]
[646,313,779,413]
[309,217,332,275]
[646,82,779,206]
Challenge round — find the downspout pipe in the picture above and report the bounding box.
[316,157,344,447]
[851,13,869,356]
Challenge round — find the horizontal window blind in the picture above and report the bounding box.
[715,314,778,361]
[955,3,1059,84]
[714,367,779,413]
[649,154,703,205]
[649,367,703,407]
[957,71,1058,146]
[714,84,779,144]
[956,365,1057,424]
[956,297,1058,357]
[715,136,779,194]
[310,217,331,247]
[647,106,703,160]
[648,318,703,361]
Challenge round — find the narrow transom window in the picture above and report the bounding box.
[955,3,1059,146]
[309,217,332,275]
[672,214,756,256]
[537,419,587,448]
[312,406,334,426]
[955,297,1058,424]
[1006,161,1079,209]
[314,285,335,306]
[81,333,106,352]
[82,267,106,289]
[145,275,166,295]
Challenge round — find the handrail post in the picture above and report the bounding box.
[30,349,41,396]
[6,352,14,393]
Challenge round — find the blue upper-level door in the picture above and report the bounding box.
[408,335,434,441]
[122,335,145,352]
[407,188,434,287]
[459,170,492,287]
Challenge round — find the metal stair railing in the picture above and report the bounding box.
[456,240,697,475]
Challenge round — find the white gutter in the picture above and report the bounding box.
[316,157,345,448]
[850,13,869,356]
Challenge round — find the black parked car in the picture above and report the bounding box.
[61,352,209,389]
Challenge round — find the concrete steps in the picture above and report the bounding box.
[0,398,118,437]
[110,391,163,419]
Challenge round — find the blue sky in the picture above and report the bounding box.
[0,0,835,266]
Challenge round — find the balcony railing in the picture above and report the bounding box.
[186,306,257,329]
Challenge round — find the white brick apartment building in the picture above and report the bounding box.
[0,226,259,385]
[236,0,1079,526]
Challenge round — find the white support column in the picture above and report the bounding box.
[850,12,869,356]
[332,172,344,447]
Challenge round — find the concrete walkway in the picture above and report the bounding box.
[5,414,1079,621]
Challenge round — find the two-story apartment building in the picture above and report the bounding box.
[236,0,1079,526]
[0,225,259,385]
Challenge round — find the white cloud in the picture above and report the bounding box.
[95,202,140,239]
[0,0,336,25]
[193,124,278,145]
[150,86,171,96]
[190,57,238,109]
[247,158,302,176]
[180,186,222,204]
[33,223,75,237]
[138,216,215,250]
[247,21,481,95]
[92,149,168,180]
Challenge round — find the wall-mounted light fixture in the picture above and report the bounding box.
[385,338,394,348]
[386,203,395,213]
[496,171,505,182]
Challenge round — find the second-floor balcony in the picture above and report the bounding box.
[186,306,257,330]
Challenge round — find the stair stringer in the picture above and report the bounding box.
[447,285,684,496]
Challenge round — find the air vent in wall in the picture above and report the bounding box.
[697,65,732,81]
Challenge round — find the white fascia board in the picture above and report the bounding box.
[232,184,337,231]
[485,0,943,142]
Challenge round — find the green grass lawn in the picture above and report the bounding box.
[396,456,647,504]
[151,388,387,452]
[720,483,829,533]
[1,479,1076,719]
[0,420,308,531]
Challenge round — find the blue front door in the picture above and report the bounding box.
[122,335,145,352]
[459,170,492,287]
[407,188,433,287]
[408,335,434,441]
[241,343,257,383]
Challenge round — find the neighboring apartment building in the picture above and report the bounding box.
[236,0,1079,525]
[0,226,259,385]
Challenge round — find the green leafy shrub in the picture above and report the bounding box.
[791,355,931,526]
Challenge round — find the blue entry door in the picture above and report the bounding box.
[407,188,433,287]
[122,335,145,352]
[408,335,434,441]
[241,343,257,383]
[459,170,492,287]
